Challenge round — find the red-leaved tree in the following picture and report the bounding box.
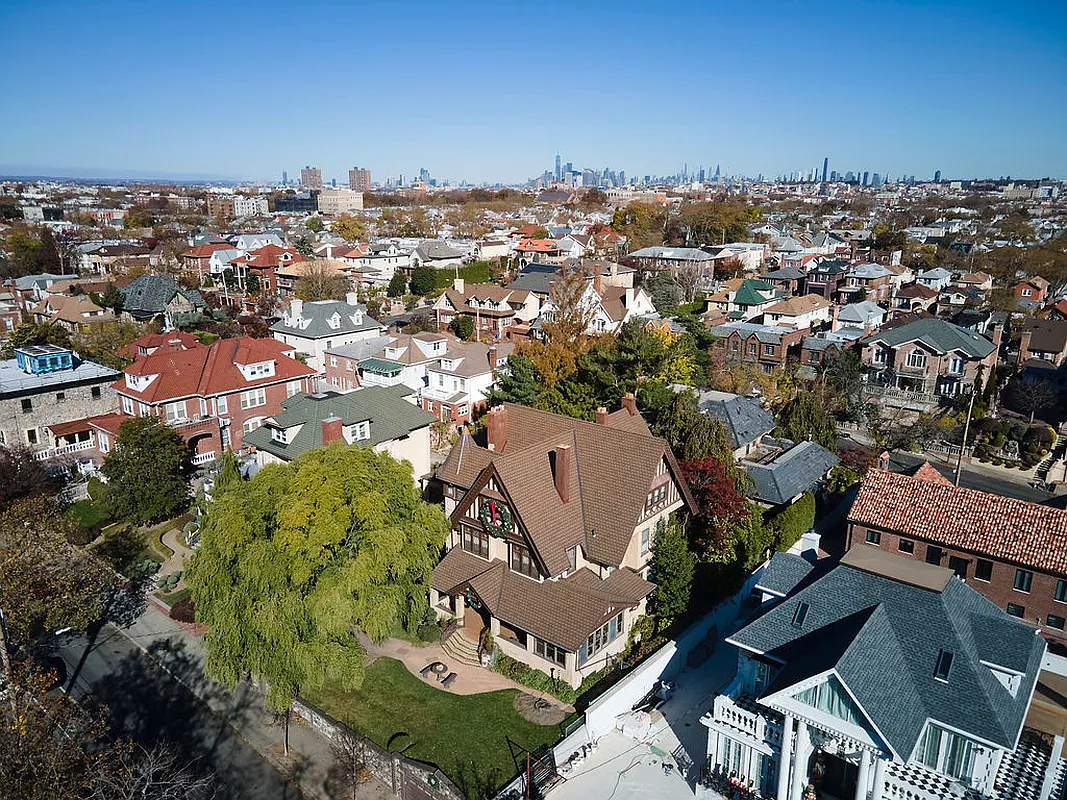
[680,457,752,559]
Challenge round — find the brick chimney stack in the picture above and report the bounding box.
[486,406,507,451]
[593,264,603,295]
[595,406,608,425]
[552,444,571,503]
[621,392,637,416]
[487,346,497,369]
[1018,329,1032,363]
[321,416,344,445]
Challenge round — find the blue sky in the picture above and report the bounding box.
[1,0,1065,183]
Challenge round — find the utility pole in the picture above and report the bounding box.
[954,389,976,486]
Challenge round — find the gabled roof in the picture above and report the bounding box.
[697,390,774,450]
[243,385,434,462]
[436,403,692,572]
[415,241,464,261]
[761,267,806,281]
[270,300,384,340]
[628,246,715,261]
[763,294,831,317]
[850,469,1067,575]
[440,283,531,310]
[121,274,206,315]
[733,279,779,307]
[755,551,814,598]
[895,283,940,300]
[118,331,204,361]
[848,263,893,280]
[1020,318,1067,353]
[731,548,1044,759]
[115,337,315,402]
[865,318,995,359]
[742,439,839,505]
[837,300,884,324]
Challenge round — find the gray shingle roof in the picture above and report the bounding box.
[755,551,814,598]
[837,300,884,324]
[697,390,775,450]
[243,384,434,462]
[730,551,1045,759]
[867,318,996,359]
[508,263,558,296]
[743,439,839,505]
[415,241,464,261]
[761,267,805,281]
[269,300,384,341]
[121,274,206,315]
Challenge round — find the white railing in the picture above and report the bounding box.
[708,693,782,749]
[32,440,96,461]
[191,451,217,465]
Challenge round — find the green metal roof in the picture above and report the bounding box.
[358,357,405,376]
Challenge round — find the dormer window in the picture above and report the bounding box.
[328,313,341,330]
[271,427,289,444]
[352,421,370,440]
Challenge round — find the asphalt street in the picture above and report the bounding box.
[56,622,306,800]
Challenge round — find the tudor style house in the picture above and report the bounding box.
[702,546,1046,800]
[432,279,540,340]
[430,401,693,688]
[860,317,998,397]
[108,336,316,459]
[847,468,1067,647]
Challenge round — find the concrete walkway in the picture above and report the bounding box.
[158,527,194,578]
[358,631,572,709]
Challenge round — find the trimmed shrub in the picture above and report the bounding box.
[493,655,577,704]
[766,492,816,552]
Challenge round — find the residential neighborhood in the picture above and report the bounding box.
[2,5,1067,799]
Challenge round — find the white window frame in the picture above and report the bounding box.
[217,395,229,415]
[165,401,187,424]
[121,395,134,415]
[240,387,266,409]
[906,350,927,369]
[242,417,263,434]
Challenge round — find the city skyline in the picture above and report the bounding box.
[2,0,1065,183]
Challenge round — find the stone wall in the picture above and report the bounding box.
[292,698,464,800]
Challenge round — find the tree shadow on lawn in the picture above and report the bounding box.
[87,637,306,800]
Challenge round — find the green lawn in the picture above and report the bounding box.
[68,497,112,531]
[154,586,191,606]
[305,657,565,798]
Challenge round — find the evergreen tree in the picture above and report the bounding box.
[775,393,838,449]
[409,265,436,296]
[647,519,694,620]
[386,271,407,298]
[101,282,124,312]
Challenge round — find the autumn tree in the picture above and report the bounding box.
[680,457,752,560]
[775,393,838,449]
[331,213,367,242]
[294,261,350,301]
[101,417,191,524]
[185,444,449,752]
[612,202,666,251]
[0,322,73,358]
[542,266,596,351]
[304,215,325,232]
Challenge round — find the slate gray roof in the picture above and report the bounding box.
[711,322,794,345]
[121,274,206,315]
[729,551,1044,759]
[837,300,884,324]
[0,355,120,396]
[323,336,395,361]
[761,267,805,281]
[867,318,996,359]
[628,246,716,261]
[508,263,558,296]
[848,263,893,279]
[742,439,839,505]
[270,300,385,341]
[697,390,774,450]
[243,384,434,462]
[755,551,814,598]
[415,241,464,261]
[12,273,67,291]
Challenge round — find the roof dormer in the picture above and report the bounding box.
[327,312,342,330]
[349,310,363,326]
[237,360,276,381]
[125,372,159,392]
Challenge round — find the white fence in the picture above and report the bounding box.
[32,440,95,460]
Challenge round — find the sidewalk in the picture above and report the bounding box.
[119,602,394,800]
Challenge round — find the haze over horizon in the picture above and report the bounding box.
[2,0,1065,184]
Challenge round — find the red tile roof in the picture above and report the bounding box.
[849,469,1067,574]
[515,238,561,253]
[182,244,227,259]
[118,331,204,361]
[115,337,315,402]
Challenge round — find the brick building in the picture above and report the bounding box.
[109,336,316,459]
[847,467,1067,648]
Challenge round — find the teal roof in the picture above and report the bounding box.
[243,384,434,462]
[358,357,405,376]
[733,279,777,307]
[868,318,995,359]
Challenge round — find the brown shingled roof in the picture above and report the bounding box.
[849,470,1067,574]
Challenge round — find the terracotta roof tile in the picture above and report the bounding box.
[849,470,1067,574]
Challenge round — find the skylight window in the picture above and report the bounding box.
[791,602,809,627]
[934,649,953,682]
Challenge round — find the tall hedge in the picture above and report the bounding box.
[766,492,815,552]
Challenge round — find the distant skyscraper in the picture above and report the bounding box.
[714,164,721,180]
[934,170,942,182]
[300,166,322,188]
[348,167,372,192]
[418,167,431,184]
[698,167,706,183]
[822,157,828,183]
[555,153,561,181]
[862,171,870,186]
[282,170,288,186]
[872,173,882,186]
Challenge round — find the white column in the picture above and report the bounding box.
[792,722,812,800]
[777,714,795,800]
[871,756,886,800]
[855,749,871,800]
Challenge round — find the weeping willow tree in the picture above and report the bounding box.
[185,444,449,751]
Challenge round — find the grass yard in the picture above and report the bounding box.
[305,657,566,799]
[154,586,191,606]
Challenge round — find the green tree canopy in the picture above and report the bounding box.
[186,444,449,725]
[386,271,407,298]
[409,264,437,296]
[332,213,367,242]
[100,281,125,312]
[100,417,191,524]
[775,393,838,449]
[0,322,72,359]
[647,519,694,620]
[450,315,475,340]
[304,216,325,232]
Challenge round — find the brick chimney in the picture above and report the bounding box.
[321,416,344,445]
[486,406,507,451]
[595,406,608,425]
[593,264,603,295]
[1019,329,1032,363]
[552,444,571,503]
[487,346,497,369]
[621,392,637,416]
[992,323,1004,350]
